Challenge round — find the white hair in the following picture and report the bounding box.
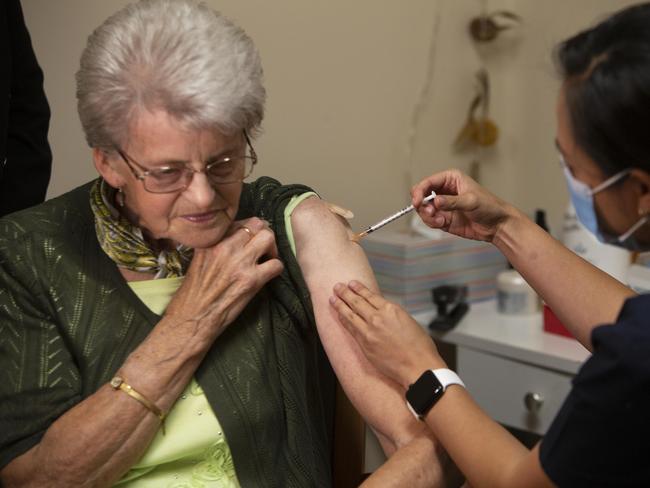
[76,0,265,150]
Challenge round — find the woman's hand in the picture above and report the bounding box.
[329,280,445,389]
[411,169,517,243]
[166,217,284,339]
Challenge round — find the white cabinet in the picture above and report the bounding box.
[457,347,573,435]
[418,300,590,435]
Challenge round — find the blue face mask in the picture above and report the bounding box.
[560,154,649,251]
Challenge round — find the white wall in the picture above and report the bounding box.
[500,0,640,232]
[22,0,639,233]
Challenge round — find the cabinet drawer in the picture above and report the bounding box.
[457,347,573,435]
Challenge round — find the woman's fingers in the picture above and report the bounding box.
[227,217,264,246]
[228,218,280,260]
[257,257,284,281]
[170,217,284,333]
[247,225,280,260]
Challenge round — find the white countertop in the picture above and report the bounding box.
[413,300,591,375]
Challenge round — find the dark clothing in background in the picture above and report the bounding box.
[540,294,650,487]
[0,0,51,217]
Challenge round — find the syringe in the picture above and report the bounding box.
[352,191,436,241]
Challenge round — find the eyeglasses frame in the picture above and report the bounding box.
[116,130,257,194]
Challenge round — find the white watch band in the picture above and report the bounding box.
[432,368,465,391]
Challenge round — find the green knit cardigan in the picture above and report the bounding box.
[0,177,335,487]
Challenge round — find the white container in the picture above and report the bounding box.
[496,270,539,315]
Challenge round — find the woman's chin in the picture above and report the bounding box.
[174,228,228,249]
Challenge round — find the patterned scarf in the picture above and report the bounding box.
[90,179,193,278]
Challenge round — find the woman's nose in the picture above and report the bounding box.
[183,170,218,207]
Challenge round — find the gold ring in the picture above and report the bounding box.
[240,225,253,240]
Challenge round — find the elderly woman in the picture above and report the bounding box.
[0,1,456,487]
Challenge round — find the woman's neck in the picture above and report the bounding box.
[119,267,156,282]
[119,201,177,252]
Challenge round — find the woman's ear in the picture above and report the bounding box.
[93,148,126,188]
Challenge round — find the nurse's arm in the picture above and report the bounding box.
[291,196,460,486]
[364,385,555,488]
[412,169,635,351]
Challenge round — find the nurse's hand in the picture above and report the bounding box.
[411,169,516,243]
[330,280,446,389]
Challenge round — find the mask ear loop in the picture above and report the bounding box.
[618,212,650,244]
[557,153,628,195]
[591,169,631,195]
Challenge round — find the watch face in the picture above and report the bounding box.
[406,370,444,417]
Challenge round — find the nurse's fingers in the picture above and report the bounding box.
[347,281,386,309]
[433,192,480,213]
[332,282,377,322]
[329,292,368,339]
[411,170,461,207]
[416,207,448,229]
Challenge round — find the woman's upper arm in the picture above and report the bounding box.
[0,233,81,473]
[291,197,426,448]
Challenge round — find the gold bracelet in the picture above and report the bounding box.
[110,376,167,435]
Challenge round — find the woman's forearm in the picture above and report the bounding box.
[362,434,463,488]
[1,313,216,488]
[494,207,635,350]
[2,220,282,487]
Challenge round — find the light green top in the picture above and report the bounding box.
[115,192,316,487]
[284,192,317,255]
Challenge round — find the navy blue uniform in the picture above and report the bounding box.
[540,294,650,487]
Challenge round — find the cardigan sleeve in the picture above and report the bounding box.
[0,227,81,469]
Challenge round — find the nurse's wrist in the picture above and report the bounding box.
[492,205,528,256]
[401,357,449,391]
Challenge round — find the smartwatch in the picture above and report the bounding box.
[405,368,465,419]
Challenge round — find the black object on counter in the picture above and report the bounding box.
[535,209,550,233]
[429,284,470,332]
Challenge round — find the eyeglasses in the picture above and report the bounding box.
[117,131,257,193]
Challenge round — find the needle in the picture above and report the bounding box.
[352,191,436,242]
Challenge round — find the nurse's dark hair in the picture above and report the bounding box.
[555,2,650,176]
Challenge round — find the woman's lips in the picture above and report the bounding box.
[182,210,221,223]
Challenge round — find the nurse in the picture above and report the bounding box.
[330,3,650,487]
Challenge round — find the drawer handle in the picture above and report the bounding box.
[524,392,544,413]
